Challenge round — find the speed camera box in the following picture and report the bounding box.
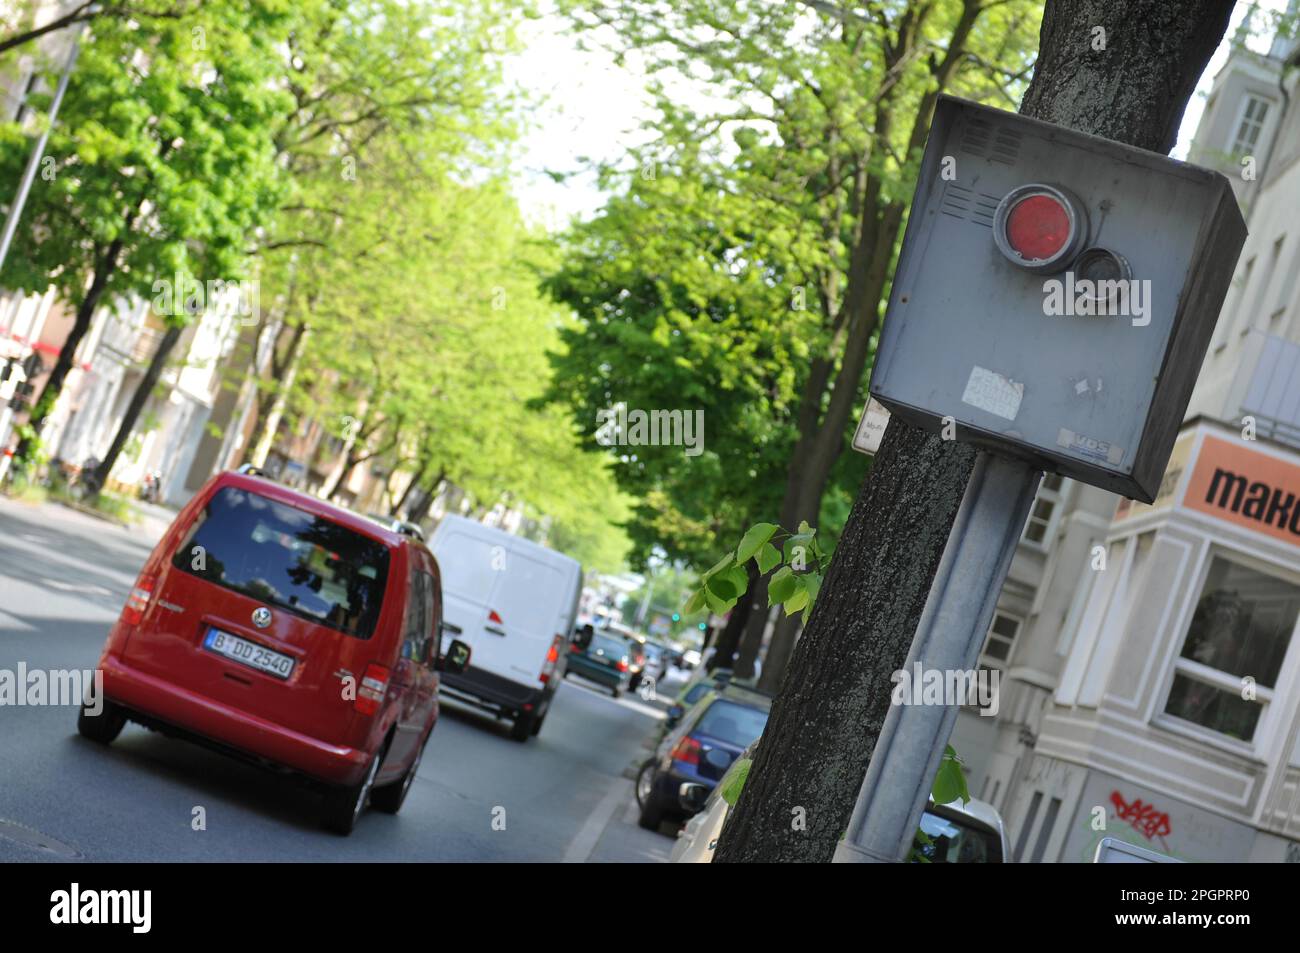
[869,96,1247,502]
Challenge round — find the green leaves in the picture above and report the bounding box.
[684,519,830,624]
[735,522,778,563]
[930,745,970,807]
[719,758,752,806]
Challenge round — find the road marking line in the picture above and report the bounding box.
[562,776,628,864]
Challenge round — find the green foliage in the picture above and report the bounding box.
[686,519,831,622]
[931,745,970,807]
[720,758,752,807]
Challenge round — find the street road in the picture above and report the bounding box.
[0,498,674,862]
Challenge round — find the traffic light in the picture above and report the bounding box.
[671,613,680,622]
[869,96,1246,503]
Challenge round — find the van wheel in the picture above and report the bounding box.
[321,753,381,835]
[77,699,126,745]
[371,734,427,815]
[529,707,547,737]
[509,710,536,742]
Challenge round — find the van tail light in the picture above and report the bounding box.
[355,663,391,716]
[121,575,157,625]
[617,658,629,673]
[539,635,563,684]
[670,736,702,766]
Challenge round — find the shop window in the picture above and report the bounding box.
[980,611,1022,671]
[1163,557,1299,743]
[1021,473,1064,546]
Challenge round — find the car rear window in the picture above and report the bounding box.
[914,808,1003,863]
[590,633,629,657]
[173,486,391,640]
[694,699,769,748]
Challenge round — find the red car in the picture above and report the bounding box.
[78,467,471,835]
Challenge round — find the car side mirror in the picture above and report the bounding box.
[439,638,471,674]
[678,782,709,814]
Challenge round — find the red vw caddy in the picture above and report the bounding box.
[79,466,471,835]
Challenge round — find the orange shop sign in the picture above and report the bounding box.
[1185,435,1300,547]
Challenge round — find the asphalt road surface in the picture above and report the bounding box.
[0,497,676,863]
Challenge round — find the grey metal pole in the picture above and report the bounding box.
[833,450,1042,863]
[0,25,85,273]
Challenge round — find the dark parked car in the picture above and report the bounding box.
[636,688,770,831]
[564,628,633,697]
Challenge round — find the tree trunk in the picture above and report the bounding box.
[15,259,116,462]
[714,0,1235,864]
[705,561,759,673]
[88,323,183,495]
[248,321,309,467]
[392,459,428,516]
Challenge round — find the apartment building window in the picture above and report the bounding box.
[1163,556,1299,743]
[1022,472,1064,546]
[1231,95,1271,156]
[980,611,1022,670]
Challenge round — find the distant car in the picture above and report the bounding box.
[671,748,1009,864]
[681,649,701,669]
[635,688,770,831]
[80,468,472,835]
[914,797,1009,863]
[564,629,633,697]
[638,639,671,686]
[427,514,583,742]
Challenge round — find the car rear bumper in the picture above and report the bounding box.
[439,665,548,717]
[565,657,626,688]
[99,654,370,786]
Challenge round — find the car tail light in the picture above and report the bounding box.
[121,575,157,625]
[993,183,1087,273]
[670,736,702,766]
[355,663,391,716]
[617,658,629,672]
[539,635,563,684]
[568,641,581,654]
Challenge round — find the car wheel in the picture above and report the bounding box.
[634,759,656,808]
[321,752,381,835]
[77,698,126,745]
[629,673,642,691]
[509,710,537,742]
[371,733,426,815]
[611,686,622,699]
[638,783,666,831]
[529,706,547,737]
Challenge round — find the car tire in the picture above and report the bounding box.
[509,710,536,742]
[77,698,126,745]
[629,673,642,691]
[638,785,666,831]
[321,752,381,836]
[529,706,547,737]
[634,759,656,809]
[371,733,427,815]
[611,686,622,699]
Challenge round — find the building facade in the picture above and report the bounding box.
[951,17,1300,862]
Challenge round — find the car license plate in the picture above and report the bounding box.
[203,628,295,680]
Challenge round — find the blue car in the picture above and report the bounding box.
[636,688,770,831]
[563,629,633,697]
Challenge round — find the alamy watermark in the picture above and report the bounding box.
[891,663,999,717]
[1042,273,1151,327]
[595,404,704,457]
[0,664,103,713]
[151,273,259,324]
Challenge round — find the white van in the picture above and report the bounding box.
[429,515,582,741]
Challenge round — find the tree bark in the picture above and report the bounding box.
[88,323,183,495]
[714,0,1235,863]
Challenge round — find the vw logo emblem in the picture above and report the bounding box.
[251,607,272,628]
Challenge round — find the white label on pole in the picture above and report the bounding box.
[852,398,891,456]
[961,366,1023,421]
